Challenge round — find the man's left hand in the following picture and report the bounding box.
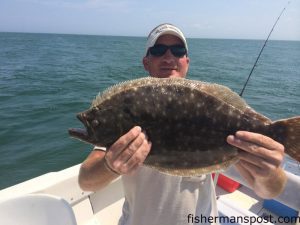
[227,131,287,198]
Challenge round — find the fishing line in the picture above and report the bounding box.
[239,1,291,97]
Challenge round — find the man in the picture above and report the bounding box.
[79,23,287,225]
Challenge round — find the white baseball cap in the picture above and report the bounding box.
[145,23,188,55]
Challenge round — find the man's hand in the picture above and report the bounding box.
[105,126,152,175]
[227,131,287,198]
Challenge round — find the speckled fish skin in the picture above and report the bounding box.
[69,77,300,176]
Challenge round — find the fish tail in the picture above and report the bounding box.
[271,116,300,162]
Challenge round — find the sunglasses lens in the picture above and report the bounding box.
[170,45,187,57]
[149,44,186,57]
[149,45,168,56]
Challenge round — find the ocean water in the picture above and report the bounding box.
[0,32,299,189]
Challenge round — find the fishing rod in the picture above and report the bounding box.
[239,1,291,97]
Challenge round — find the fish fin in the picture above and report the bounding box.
[201,83,250,112]
[92,77,154,107]
[244,107,272,124]
[271,116,300,162]
[144,157,238,177]
[203,83,272,124]
[144,149,239,177]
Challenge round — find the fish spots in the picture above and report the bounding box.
[212,117,218,125]
[228,109,234,116]
[158,87,166,94]
[151,92,156,99]
[155,103,161,110]
[196,102,205,109]
[190,93,195,99]
[251,123,257,129]
[216,105,223,112]
[205,111,211,118]
[72,77,298,177]
[182,161,190,167]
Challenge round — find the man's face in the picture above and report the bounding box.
[143,34,190,78]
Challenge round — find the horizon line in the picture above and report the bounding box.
[1,30,300,42]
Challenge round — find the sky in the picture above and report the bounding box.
[0,0,299,40]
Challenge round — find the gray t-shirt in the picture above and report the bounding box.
[118,166,219,225]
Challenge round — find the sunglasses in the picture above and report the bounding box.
[148,44,187,58]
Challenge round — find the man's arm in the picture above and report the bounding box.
[227,131,287,199]
[79,150,119,191]
[79,126,151,192]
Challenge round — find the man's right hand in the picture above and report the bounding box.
[105,126,152,175]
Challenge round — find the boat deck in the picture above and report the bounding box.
[216,185,299,225]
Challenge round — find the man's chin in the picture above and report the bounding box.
[169,74,184,78]
[153,71,184,78]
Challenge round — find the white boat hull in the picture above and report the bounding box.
[0,163,299,225]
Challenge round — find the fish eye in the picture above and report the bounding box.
[91,119,99,127]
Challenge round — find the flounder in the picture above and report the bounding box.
[69,77,300,176]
